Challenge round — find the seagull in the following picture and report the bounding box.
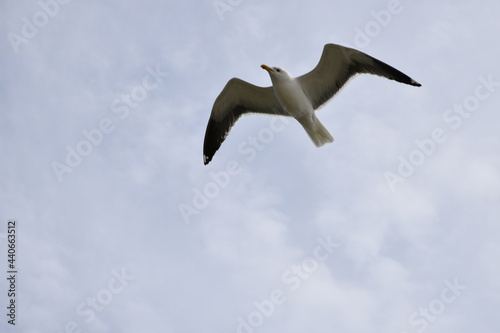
[203,43,421,165]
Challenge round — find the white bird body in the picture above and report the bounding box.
[266,68,311,116]
[203,43,421,165]
[262,65,334,147]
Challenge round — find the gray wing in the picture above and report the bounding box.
[297,43,421,110]
[203,78,288,165]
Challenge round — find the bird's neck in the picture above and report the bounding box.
[271,75,295,87]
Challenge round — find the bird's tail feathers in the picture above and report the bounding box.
[299,115,334,147]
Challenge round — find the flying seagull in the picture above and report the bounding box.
[203,43,421,165]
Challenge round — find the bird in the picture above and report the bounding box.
[203,43,421,165]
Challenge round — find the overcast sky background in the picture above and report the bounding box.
[1,0,499,332]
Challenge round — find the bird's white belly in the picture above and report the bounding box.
[273,81,313,117]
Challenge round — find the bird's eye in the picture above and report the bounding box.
[276,68,281,72]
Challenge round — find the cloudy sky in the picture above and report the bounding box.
[1,0,499,332]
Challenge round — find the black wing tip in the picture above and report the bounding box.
[411,79,422,87]
[203,118,220,166]
[390,74,422,87]
[401,77,421,87]
[396,75,421,87]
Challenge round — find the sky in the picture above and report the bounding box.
[1,0,499,332]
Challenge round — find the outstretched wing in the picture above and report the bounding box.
[297,43,421,110]
[203,78,288,165]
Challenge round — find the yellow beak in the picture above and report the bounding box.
[261,64,273,72]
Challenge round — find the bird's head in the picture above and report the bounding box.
[261,64,291,83]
